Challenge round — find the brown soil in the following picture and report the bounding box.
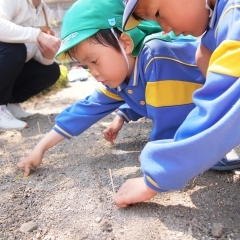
[0,79,240,240]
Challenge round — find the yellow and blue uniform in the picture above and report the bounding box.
[140,0,240,192]
[53,38,204,153]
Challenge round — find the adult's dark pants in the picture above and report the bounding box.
[0,42,60,105]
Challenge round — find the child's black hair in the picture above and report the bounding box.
[89,28,122,52]
[66,27,122,61]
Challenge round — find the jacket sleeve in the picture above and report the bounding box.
[33,49,55,65]
[53,86,125,139]
[116,103,143,123]
[140,7,240,192]
[0,0,41,43]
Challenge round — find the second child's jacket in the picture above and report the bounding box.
[140,0,240,192]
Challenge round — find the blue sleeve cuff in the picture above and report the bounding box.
[116,110,131,123]
[53,125,72,139]
[143,174,168,193]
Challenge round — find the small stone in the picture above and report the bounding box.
[176,232,183,237]
[95,217,102,223]
[211,223,223,237]
[36,232,41,239]
[19,221,38,233]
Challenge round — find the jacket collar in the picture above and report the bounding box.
[117,57,139,92]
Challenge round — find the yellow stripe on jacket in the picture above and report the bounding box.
[146,80,203,107]
[208,40,240,78]
[97,86,123,101]
[146,175,160,189]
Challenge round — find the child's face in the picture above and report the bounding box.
[135,0,210,37]
[73,40,130,88]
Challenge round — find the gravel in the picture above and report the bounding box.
[0,79,240,240]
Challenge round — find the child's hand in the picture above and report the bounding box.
[103,115,124,144]
[114,177,157,207]
[17,151,43,177]
[17,130,65,177]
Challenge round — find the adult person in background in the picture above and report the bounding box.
[0,0,61,132]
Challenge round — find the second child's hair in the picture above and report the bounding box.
[132,12,145,22]
[66,28,122,60]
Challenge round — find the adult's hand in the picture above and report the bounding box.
[114,177,157,207]
[37,31,61,59]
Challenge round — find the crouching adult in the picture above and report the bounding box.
[0,0,61,132]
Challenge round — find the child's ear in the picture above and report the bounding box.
[119,33,133,55]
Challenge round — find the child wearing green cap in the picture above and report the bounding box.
[115,0,240,207]
[17,0,205,206]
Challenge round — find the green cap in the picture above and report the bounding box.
[56,0,162,60]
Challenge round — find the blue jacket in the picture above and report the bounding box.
[140,0,240,192]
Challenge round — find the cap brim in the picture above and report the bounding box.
[56,29,98,61]
[124,15,141,31]
[122,0,141,31]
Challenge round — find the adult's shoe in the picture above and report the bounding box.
[7,103,32,119]
[0,105,28,132]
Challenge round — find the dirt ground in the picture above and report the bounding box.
[0,78,240,240]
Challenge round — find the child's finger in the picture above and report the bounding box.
[102,134,109,141]
[17,159,25,171]
[114,194,129,208]
[103,131,114,141]
[23,165,31,177]
[17,158,31,177]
